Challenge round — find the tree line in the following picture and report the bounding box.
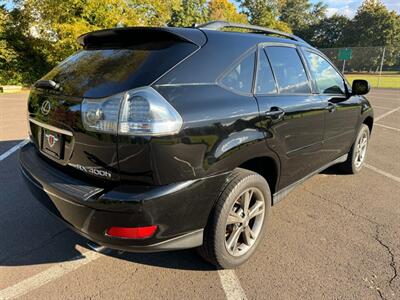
[0,0,399,85]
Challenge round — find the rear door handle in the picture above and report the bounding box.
[265,107,285,119]
[326,102,336,113]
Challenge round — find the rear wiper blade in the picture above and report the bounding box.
[34,80,61,90]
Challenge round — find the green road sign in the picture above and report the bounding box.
[338,48,352,60]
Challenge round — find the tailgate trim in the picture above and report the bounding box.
[29,118,73,136]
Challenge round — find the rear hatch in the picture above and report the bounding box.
[28,27,203,184]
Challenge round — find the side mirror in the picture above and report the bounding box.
[352,79,370,96]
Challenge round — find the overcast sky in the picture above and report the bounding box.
[310,0,400,18]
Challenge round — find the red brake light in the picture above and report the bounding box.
[106,225,157,239]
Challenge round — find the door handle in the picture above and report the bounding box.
[265,106,285,119]
[265,107,285,119]
[326,102,336,113]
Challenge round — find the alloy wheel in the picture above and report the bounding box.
[225,187,265,256]
[355,131,368,168]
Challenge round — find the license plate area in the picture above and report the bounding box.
[41,128,64,159]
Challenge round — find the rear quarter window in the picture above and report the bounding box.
[220,52,255,94]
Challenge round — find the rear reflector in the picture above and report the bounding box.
[106,225,157,239]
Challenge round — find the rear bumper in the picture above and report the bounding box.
[20,143,228,252]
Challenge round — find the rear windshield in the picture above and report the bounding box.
[42,42,197,98]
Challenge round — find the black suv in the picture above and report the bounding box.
[20,21,373,268]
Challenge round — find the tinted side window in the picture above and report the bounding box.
[265,47,310,94]
[304,51,345,94]
[221,52,255,93]
[255,50,277,94]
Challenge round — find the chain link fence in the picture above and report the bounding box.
[320,46,400,89]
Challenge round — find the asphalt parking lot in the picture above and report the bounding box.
[0,89,399,300]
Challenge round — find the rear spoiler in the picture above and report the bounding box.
[77,27,206,49]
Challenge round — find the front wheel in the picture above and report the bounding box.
[198,168,271,269]
[340,124,370,174]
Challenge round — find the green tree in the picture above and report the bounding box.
[1,0,181,85]
[240,0,291,32]
[310,2,327,22]
[0,6,18,84]
[207,0,248,23]
[0,5,50,84]
[169,0,208,27]
[280,0,326,33]
[15,0,180,65]
[301,14,350,48]
[342,0,400,67]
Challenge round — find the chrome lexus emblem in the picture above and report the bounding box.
[45,133,58,148]
[41,100,51,115]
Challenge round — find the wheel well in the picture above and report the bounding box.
[363,116,373,133]
[239,157,278,195]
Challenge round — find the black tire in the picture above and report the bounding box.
[339,124,370,174]
[198,168,271,269]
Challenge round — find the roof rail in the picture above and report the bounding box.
[195,21,308,44]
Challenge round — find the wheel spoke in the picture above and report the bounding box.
[243,226,254,246]
[226,226,242,252]
[227,210,243,225]
[360,139,367,148]
[248,201,264,219]
[359,135,368,150]
[362,143,367,150]
[242,190,252,214]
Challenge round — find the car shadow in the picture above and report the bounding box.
[107,248,214,271]
[321,164,352,175]
[0,140,215,271]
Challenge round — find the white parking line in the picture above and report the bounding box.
[372,105,394,110]
[375,123,400,132]
[370,91,400,94]
[370,98,400,102]
[218,269,247,300]
[0,140,29,162]
[369,94,400,99]
[365,163,400,184]
[375,106,400,121]
[370,91,399,94]
[0,248,108,300]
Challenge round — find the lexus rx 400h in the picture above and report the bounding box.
[20,21,373,268]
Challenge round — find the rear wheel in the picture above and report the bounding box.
[340,124,370,174]
[198,168,271,269]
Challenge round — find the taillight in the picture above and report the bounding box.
[106,225,157,239]
[81,86,182,136]
[81,93,121,134]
